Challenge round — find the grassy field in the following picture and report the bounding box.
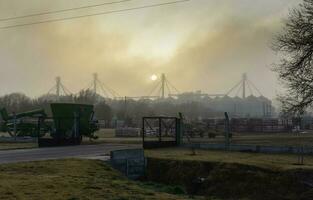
[0,142,37,150]
[2,129,313,150]
[0,147,312,200]
[145,147,313,170]
[186,132,313,147]
[0,159,206,200]
[0,132,37,150]
[94,129,313,147]
[84,137,142,145]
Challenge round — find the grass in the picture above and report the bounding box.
[0,132,37,150]
[3,129,313,150]
[83,137,142,145]
[87,129,142,144]
[186,132,313,147]
[145,147,313,170]
[92,130,304,146]
[92,130,313,147]
[0,159,203,200]
[94,129,116,138]
[0,142,37,150]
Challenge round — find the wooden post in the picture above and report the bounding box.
[142,118,145,148]
[159,117,162,142]
[13,113,17,141]
[224,112,230,150]
[37,116,42,146]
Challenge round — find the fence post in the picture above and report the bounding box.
[224,112,230,150]
[177,113,184,146]
[74,112,80,138]
[13,114,17,141]
[142,118,145,148]
[37,116,42,146]
[159,117,162,142]
[126,159,129,177]
[176,118,180,146]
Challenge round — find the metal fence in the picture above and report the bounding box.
[182,114,313,157]
[142,116,181,149]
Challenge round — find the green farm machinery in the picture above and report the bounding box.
[0,108,46,137]
[0,103,99,146]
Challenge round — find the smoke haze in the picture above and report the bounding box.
[0,0,301,98]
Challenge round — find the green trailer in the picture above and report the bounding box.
[49,103,98,140]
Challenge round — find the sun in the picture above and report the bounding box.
[150,74,158,81]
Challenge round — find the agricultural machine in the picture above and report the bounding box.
[0,103,99,146]
[0,108,46,137]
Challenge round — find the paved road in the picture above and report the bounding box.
[0,144,141,164]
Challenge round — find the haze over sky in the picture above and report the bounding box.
[0,0,301,99]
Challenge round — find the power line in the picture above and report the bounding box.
[61,84,73,95]
[0,0,190,29]
[226,73,264,98]
[247,79,263,96]
[99,84,110,97]
[97,79,120,97]
[47,85,56,95]
[0,0,132,22]
[166,78,179,94]
[247,82,254,96]
[165,81,172,95]
[226,80,242,95]
[147,81,161,97]
[145,74,180,98]
[235,83,243,97]
[156,85,163,97]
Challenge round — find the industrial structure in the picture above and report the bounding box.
[41,72,273,118]
[138,73,180,99]
[88,73,120,98]
[174,73,274,117]
[46,76,72,101]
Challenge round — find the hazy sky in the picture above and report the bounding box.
[0,0,301,98]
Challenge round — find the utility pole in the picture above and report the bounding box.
[56,76,61,101]
[161,73,165,99]
[93,73,98,94]
[242,73,247,99]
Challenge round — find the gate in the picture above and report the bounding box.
[142,116,182,149]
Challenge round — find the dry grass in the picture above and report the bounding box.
[145,147,313,170]
[186,132,313,147]
[0,159,203,200]
[93,130,313,147]
[0,142,37,150]
[94,129,116,138]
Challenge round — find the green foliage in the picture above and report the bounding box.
[138,182,186,195]
[0,142,37,150]
[208,132,216,138]
[94,101,112,120]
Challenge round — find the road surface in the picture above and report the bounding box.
[0,144,141,164]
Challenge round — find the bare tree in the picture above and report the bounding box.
[0,93,32,113]
[273,0,313,115]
